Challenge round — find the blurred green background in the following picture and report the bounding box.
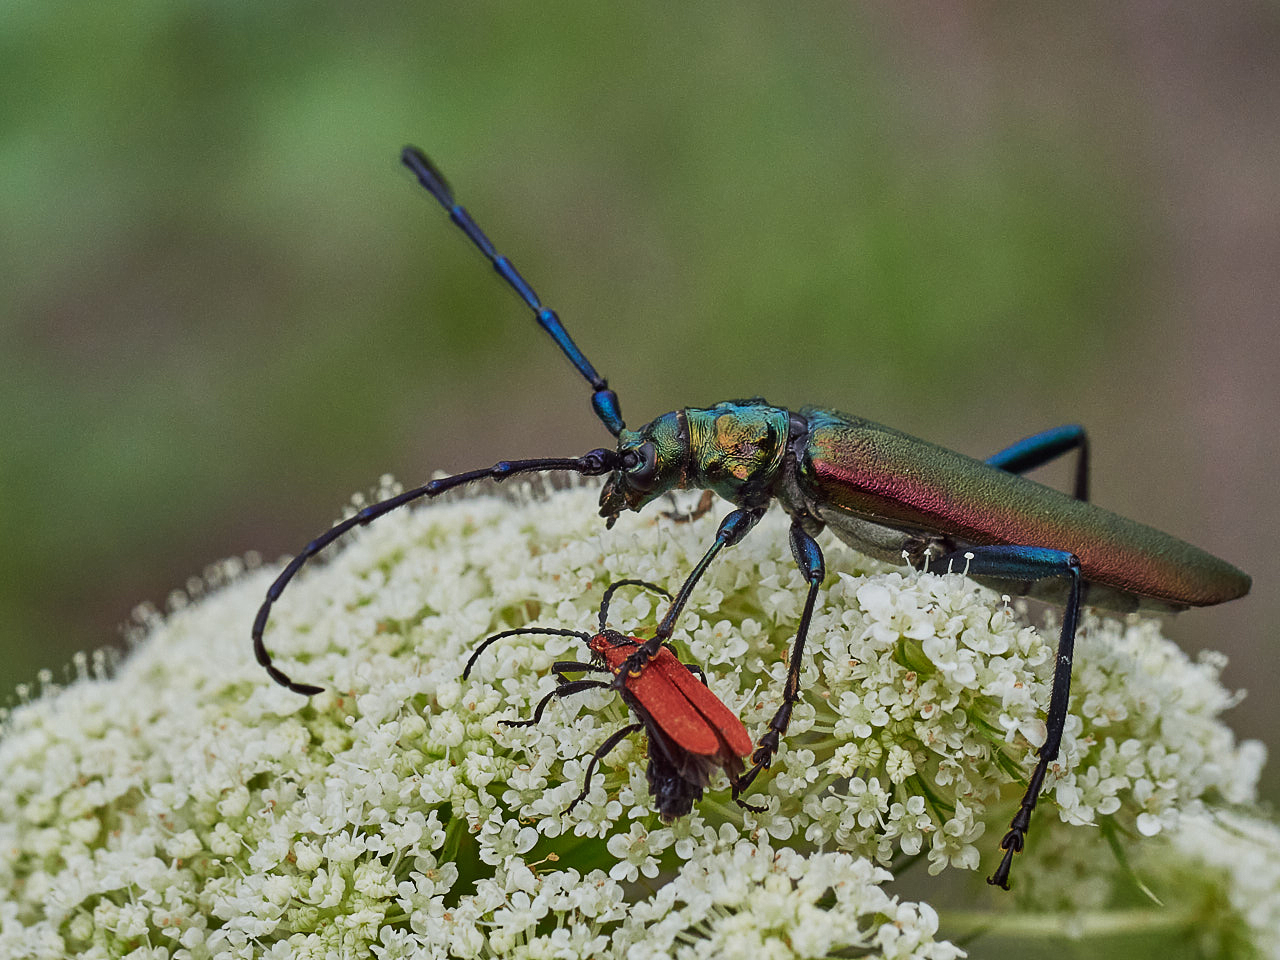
[4,0,1276,821]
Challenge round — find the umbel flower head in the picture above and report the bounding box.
[0,482,1270,959]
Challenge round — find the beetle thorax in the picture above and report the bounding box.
[597,402,792,521]
[684,402,791,505]
[588,630,639,674]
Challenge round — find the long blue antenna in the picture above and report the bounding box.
[401,147,626,436]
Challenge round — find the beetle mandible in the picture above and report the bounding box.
[252,147,1251,888]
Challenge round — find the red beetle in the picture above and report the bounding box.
[465,579,758,820]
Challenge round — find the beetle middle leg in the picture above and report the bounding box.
[502,668,611,728]
[735,520,826,793]
[928,543,1082,889]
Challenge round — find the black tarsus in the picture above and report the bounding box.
[986,554,1081,889]
[918,542,1083,889]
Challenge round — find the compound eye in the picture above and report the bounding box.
[626,441,659,491]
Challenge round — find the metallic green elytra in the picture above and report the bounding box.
[791,408,1248,609]
[253,148,1251,891]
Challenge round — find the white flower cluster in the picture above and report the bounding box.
[625,840,960,960]
[0,483,1268,957]
[1160,810,1280,959]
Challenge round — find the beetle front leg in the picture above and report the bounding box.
[736,520,826,794]
[662,489,715,524]
[928,544,1082,889]
[616,506,766,679]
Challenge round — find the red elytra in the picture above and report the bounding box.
[589,631,753,763]
[586,630,756,821]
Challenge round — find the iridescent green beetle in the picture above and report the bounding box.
[253,148,1250,889]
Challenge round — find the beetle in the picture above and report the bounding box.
[464,579,758,820]
[252,146,1251,887]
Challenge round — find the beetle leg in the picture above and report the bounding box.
[928,544,1082,889]
[549,660,607,678]
[566,721,646,815]
[503,676,611,728]
[985,424,1090,501]
[736,520,826,794]
[730,756,769,812]
[680,659,708,685]
[463,626,591,680]
[617,506,766,679]
[662,489,716,524]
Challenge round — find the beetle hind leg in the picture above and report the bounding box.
[986,424,1090,501]
[736,521,827,795]
[927,544,1082,889]
[566,721,645,815]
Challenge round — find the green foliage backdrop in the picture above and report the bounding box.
[4,3,1276,803]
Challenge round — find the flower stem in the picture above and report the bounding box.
[940,907,1192,939]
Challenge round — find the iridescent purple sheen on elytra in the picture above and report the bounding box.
[795,407,1249,607]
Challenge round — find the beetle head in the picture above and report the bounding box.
[599,413,689,526]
